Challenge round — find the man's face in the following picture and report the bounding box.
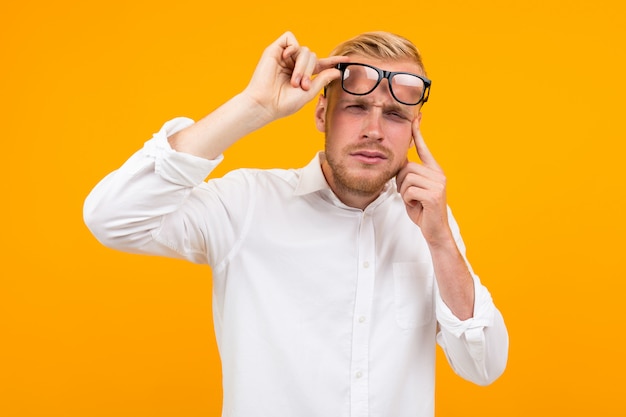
[316,56,423,200]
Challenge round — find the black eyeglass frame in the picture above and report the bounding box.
[332,62,431,106]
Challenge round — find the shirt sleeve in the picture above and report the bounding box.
[434,210,509,386]
[83,117,249,265]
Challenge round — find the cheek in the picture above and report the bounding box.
[387,124,413,157]
[326,113,358,137]
[385,123,413,144]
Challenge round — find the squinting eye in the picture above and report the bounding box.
[388,112,408,120]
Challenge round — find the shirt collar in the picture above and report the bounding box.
[293,152,331,196]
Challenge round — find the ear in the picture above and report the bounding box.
[315,94,327,133]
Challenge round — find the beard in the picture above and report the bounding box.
[324,140,401,197]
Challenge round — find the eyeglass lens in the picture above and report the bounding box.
[342,64,426,105]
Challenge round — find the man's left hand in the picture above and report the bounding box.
[396,119,453,245]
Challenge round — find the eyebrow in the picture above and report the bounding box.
[341,97,414,117]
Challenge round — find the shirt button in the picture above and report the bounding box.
[363,261,370,268]
[358,316,366,323]
[356,371,363,379]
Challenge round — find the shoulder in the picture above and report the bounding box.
[204,166,301,193]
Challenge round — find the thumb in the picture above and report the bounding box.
[308,67,342,96]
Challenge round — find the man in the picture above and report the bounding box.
[84,31,508,417]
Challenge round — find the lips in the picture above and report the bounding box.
[350,149,388,163]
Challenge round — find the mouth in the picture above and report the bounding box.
[350,150,388,164]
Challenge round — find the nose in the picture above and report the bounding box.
[361,108,384,141]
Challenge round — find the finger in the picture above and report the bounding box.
[395,159,411,192]
[396,161,439,190]
[277,31,299,54]
[280,46,305,87]
[315,55,351,73]
[306,56,351,93]
[398,170,444,198]
[307,66,342,94]
[275,32,299,67]
[396,171,427,208]
[275,32,305,87]
[300,50,318,90]
[401,186,427,208]
[412,119,442,172]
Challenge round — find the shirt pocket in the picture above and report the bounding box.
[393,262,435,329]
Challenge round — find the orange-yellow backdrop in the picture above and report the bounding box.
[2,0,625,416]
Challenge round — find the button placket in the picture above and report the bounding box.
[350,212,376,417]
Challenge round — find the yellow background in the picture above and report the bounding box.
[2,0,625,416]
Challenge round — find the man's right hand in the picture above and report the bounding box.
[168,32,347,160]
[243,31,349,122]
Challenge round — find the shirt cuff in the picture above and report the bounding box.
[142,117,224,186]
[435,277,496,339]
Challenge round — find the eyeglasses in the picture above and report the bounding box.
[334,62,431,106]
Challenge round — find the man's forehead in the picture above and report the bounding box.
[344,54,424,76]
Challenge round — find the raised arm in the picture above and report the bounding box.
[168,31,349,160]
[84,33,346,263]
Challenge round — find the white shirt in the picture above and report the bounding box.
[84,117,508,417]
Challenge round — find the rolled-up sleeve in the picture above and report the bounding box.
[434,210,509,385]
[83,117,223,263]
[436,279,508,385]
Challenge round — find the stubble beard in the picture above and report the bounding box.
[324,141,400,197]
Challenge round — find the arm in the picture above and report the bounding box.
[168,31,348,160]
[84,32,346,261]
[435,212,508,385]
[396,119,508,384]
[83,118,226,263]
[396,120,474,319]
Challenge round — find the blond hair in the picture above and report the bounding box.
[330,31,426,75]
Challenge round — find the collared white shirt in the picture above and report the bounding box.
[84,117,508,417]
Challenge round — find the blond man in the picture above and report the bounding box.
[85,31,508,417]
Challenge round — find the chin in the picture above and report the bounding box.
[343,172,392,195]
